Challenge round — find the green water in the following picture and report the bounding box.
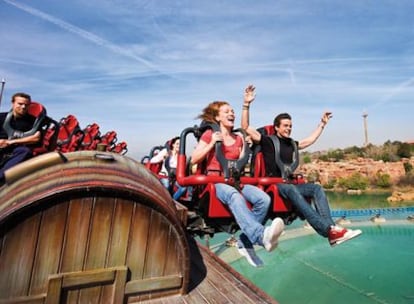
[326,191,394,209]
[229,223,414,304]
[206,193,414,304]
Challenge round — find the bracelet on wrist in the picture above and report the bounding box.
[243,105,249,110]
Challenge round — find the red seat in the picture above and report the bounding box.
[99,131,117,150]
[27,102,46,118]
[111,141,128,154]
[80,123,101,151]
[145,161,164,175]
[55,115,84,152]
[26,102,59,156]
[254,149,308,215]
[199,183,232,218]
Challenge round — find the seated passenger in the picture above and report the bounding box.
[191,100,284,267]
[241,85,362,246]
[0,93,42,185]
[150,136,187,200]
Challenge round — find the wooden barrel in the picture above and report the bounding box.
[0,151,190,304]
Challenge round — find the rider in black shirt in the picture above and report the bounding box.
[242,84,362,247]
[0,92,41,185]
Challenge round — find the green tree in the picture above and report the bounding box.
[397,143,412,159]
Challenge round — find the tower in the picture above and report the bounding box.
[362,112,368,146]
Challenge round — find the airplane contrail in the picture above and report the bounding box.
[3,0,165,75]
[371,77,414,109]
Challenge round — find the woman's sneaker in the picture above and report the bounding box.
[329,226,362,246]
[262,217,285,252]
[237,245,264,267]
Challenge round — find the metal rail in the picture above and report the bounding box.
[331,206,414,218]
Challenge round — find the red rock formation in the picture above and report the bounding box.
[299,157,414,185]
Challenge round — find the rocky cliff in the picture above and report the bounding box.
[299,157,414,202]
[299,157,413,185]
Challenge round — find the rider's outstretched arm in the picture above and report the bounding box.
[298,111,332,149]
[241,84,262,144]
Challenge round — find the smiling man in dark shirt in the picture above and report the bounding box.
[241,85,362,247]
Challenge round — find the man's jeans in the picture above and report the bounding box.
[277,183,335,237]
[0,146,32,179]
[215,183,271,246]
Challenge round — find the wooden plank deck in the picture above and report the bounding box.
[138,235,278,304]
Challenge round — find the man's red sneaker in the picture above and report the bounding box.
[329,226,362,246]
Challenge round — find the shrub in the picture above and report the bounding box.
[318,154,329,162]
[403,162,413,174]
[327,149,344,161]
[373,172,392,188]
[302,154,312,164]
[323,177,336,189]
[337,172,369,190]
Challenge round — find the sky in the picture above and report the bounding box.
[1,0,413,161]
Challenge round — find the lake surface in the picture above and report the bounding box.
[206,192,414,304]
[230,222,414,304]
[327,191,395,209]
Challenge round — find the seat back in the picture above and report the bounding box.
[99,131,117,151]
[56,115,84,152]
[143,145,167,176]
[145,161,164,175]
[80,123,101,150]
[257,124,275,136]
[27,101,46,117]
[32,116,60,156]
[111,141,128,154]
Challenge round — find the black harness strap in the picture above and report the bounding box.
[199,122,251,189]
[269,135,299,180]
[3,110,45,139]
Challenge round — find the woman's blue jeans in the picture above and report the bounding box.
[277,183,334,237]
[172,184,187,200]
[215,183,271,246]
